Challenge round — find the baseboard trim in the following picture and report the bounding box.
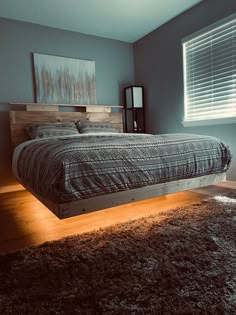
[0,184,25,194]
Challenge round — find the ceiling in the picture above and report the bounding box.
[0,0,202,43]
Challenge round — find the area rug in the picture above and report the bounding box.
[0,193,236,315]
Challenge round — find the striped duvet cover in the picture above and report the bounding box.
[12,133,232,204]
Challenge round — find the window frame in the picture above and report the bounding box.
[182,13,236,127]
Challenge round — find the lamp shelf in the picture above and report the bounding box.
[124,86,145,133]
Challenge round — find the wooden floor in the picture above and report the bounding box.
[0,182,235,253]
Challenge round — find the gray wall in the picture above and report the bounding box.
[134,0,236,181]
[0,18,134,187]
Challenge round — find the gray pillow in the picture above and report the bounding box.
[25,122,79,139]
[76,121,119,134]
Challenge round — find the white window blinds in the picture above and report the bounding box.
[182,13,236,126]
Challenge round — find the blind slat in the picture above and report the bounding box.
[185,60,235,80]
[187,80,235,95]
[187,110,236,120]
[187,108,236,118]
[187,101,236,112]
[186,37,236,58]
[185,23,235,49]
[188,98,236,108]
[186,72,235,90]
[186,51,235,70]
[188,90,236,103]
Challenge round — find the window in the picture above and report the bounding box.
[182,13,236,127]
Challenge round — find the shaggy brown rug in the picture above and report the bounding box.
[0,193,236,315]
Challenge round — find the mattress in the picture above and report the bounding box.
[12,133,232,204]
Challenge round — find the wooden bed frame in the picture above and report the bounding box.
[9,105,123,149]
[9,105,226,219]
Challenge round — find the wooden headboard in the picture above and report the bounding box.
[9,105,123,149]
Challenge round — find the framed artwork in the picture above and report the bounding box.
[33,53,97,104]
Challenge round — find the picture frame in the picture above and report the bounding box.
[33,53,97,104]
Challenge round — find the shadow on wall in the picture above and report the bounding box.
[0,107,17,187]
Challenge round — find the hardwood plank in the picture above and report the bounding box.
[10,102,123,109]
[0,184,25,194]
[10,111,122,124]
[25,105,112,113]
[26,105,59,111]
[85,106,111,113]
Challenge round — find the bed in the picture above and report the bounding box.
[9,108,232,219]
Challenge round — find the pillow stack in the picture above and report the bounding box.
[76,121,119,134]
[25,120,119,139]
[25,122,79,139]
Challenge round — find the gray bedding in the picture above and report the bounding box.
[13,133,232,204]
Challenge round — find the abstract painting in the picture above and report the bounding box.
[33,53,96,104]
